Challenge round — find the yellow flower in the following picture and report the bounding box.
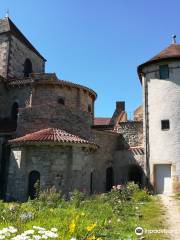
[69,220,76,233]
[86,236,96,240]
[96,238,103,240]
[86,223,97,232]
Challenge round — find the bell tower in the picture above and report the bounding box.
[0,17,46,79]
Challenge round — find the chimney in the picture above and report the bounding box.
[116,101,125,113]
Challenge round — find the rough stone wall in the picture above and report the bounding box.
[32,83,94,118]
[0,34,9,78]
[116,121,143,148]
[91,130,119,192]
[114,150,145,185]
[17,104,93,140]
[7,85,32,117]
[6,144,94,201]
[8,35,44,79]
[0,79,9,118]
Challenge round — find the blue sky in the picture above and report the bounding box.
[1,0,180,118]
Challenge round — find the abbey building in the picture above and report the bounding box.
[0,17,179,201]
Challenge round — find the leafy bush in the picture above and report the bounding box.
[70,189,87,208]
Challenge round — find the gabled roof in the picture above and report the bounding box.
[9,128,97,148]
[0,17,46,61]
[138,43,180,77]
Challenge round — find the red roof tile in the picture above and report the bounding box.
[9,128,97,147]
[138,44,180,78]
[94,118,111,125]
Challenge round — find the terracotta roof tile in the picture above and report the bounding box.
[138,44,180,78]
[129,146,144,155]
[9,128,97,147]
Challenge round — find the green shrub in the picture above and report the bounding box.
[70,189,87,208]
[35,186,62,208]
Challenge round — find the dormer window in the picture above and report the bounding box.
[159,65,169,79]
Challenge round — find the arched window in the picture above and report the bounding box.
[128,165,143,186]
[24,58,33,77]
[28,170,40,199]
[88,104,92,113]
[106,167,114,192]
[57,97,65,105]
[11,102,19,121]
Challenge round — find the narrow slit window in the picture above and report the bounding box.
[161,120,170,130]
[159,65,169,79]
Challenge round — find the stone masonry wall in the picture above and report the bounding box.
[32,83,94,118]
[6,144,94,201]
[8,35,44,79]
[0,80,9,118]
[114,149,145,185]
[116,121,143,148]
[0,34,9,78]
[17,104,93,140]
[92,130,119,192]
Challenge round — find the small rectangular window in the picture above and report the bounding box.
[159,65,169,79]
[161,120,170,130]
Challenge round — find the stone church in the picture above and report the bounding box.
[0,16,179,201]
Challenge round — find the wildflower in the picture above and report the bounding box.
[51,228,58,232]
[117,184,122,190]
[86,223,97,232]
[69,220,76,233]
[33,226,46,231]
[86,236,96,240]
[20,212,34,221]
[70,238,76,240]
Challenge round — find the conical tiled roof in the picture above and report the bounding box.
[9,128,97,147]
[138,43,180,77]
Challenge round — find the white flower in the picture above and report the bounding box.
[70,238,76,240]
[23,230,35,235]
[33,236,42,240]
[50,228,57,232]
[33,226,46,231]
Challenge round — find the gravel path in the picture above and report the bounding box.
[160,195,180,240]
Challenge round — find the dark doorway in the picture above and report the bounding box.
[11,102,19,121]
[106,167,114,192]
[24,58,33,77]
[90,172,93,194]
[128,165,143,186]
[28,171,40,199]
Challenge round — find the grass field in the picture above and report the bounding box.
[0,184,168,240]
